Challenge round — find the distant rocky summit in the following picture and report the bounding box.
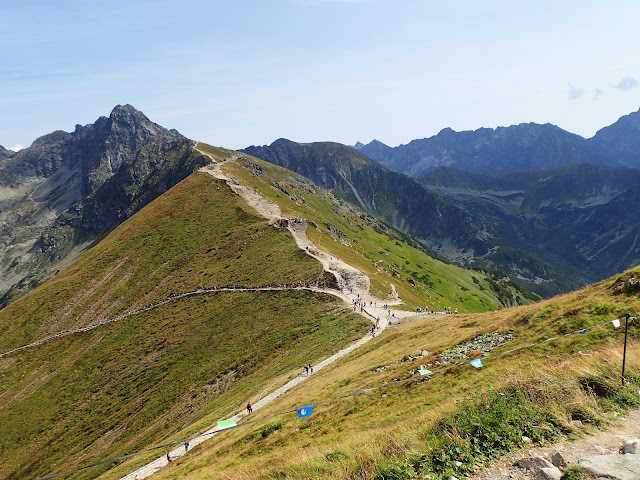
[0,105,209,307]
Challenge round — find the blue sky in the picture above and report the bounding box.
[2,0,640,151]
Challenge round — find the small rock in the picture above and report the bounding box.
[421,350,429,356]
[517,457,555,471]
[592,445,606,454]
[522,436,531,443]
[535,466,562,480]
[570,420,583,428]
[625,439,640,454]
[550,450,569,469]
[448,476,460,480]
[454,461,463,467]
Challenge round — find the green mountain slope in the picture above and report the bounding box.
[0,172,367,480]
[139,265,640,480]
[0,146,532,480]
[215,144,537,310]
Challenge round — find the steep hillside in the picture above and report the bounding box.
[0,171,369,480]
[0,105,209,307]
[242,139,574,296]
[356,123,613,177]
[420,163,640,295]
[0,146,531,480]
[123,264,640,480]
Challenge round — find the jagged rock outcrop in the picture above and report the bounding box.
[0,145,15,161]
[0,105,209,308]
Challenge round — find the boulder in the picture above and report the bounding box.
[579,454,640,480]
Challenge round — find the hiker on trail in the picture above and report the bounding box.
[303,364,309,376]
[135,475,140,480]
[454,308,458,314]
[167,452,173,463]
[247,401,253,413]
[185,440,189,452]
[308,363,314,374]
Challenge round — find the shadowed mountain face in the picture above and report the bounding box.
[420,163,640,295]
[0,145,15,161]
[0,105,209,307]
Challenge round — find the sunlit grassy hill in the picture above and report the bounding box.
[139,264,640,480]
[0,145,534,480]
[0,171,367,480]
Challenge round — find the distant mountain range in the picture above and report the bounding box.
[0,105,208,306]
[355,109,640,177]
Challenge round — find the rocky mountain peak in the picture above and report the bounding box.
[0,144,15,161]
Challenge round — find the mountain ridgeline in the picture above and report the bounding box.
[245,109,640,296]
[355,108,640,178]
[0,105,209,307]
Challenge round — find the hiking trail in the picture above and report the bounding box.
[118,145,418,479]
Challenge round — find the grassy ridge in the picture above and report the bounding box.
[0,172,369,479]
[146,265,640,480]
[195,143,537,312]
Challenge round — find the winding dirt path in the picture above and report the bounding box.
[118,145,418,479]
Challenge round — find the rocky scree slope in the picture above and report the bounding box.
[0,105,209,307]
